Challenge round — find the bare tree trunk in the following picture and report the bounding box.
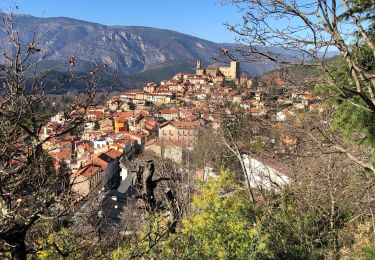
[164,188,180,233]
[5,232,27,260]
[327,154,339,259]
[141,161,157,211]
[11,242,26,260]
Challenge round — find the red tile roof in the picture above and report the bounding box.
[169,120,200,129]
[115,116,127,123]
[110,143,125,150]
[114,111,136,119]
[87,110,104,117]
[138,110,150,117]
[72,164,101,178]
[114,136,133,145]
[91,156,109,170]
[103,148,123,160]
[77,143,94,154]
[160,108,179,115]
[126,131,146,139]
[50,150,72,161]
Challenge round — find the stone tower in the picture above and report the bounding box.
[196,60,201,70]
[230,61,240,79]
[196,60,204,76]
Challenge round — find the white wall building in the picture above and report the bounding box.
[242,154,289,192]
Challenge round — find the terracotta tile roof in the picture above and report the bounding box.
[249,108,262,114]
[76,140,94,146]
[77,143,94,154]
[138,110,150,117]
[102,148,123,160]
[115,116,127,123]
[160,108,179,114]
[281,108,295,116]
[57,141,72,147]
[50,150,72,161]
[114,137,133,145]
[87,110,104,117]
[126,131,146,139]
[63,135,79,141]
[274,77,285,86]
[72,164,101,178]
[77,142,92,149]
[140,116,159,126]
[169,120,200,129]
[241,100,257,105]
[46,137,59,144]
[114,111,136,118]
[85,131,106,137]
[110,143,125,149]
[108,133,125,140]
[202,114,210,121]
[144,122,156,131]
[91,156,109,170]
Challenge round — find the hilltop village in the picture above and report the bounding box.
[41,60,320,220]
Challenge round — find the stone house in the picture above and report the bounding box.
[71,149,123,198]
[158,120,200,148]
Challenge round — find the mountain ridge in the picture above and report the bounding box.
[5,14,223,75]
[0,13,338,85]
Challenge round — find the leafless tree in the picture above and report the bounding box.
[221,0,375,173]
[0,11,113,259]
[278,110,375,258]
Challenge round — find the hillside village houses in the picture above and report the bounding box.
[158,120,200,147]
[41,59,320,203]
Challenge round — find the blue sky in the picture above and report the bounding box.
[7,0,242,43]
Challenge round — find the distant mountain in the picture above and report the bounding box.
[4,14,220,74]
[0,14,338,89]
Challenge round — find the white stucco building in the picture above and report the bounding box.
[242,154,290,192]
